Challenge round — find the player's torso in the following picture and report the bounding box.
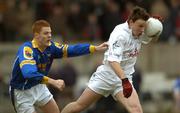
[33,48,53,75]
[102,22,142,75]
[10,43,54,88]
[120,37,141,67]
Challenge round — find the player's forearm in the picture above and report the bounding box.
[42,76,65,91]
[109,61,126,79]
[65,44,95,57]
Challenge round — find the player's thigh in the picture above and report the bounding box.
[115,89,142,112]
[40,98,60,113]
[76,87,102,109]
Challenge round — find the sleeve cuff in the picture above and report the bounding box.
[41,76,49,84]
[89,45,95,53]
[107,57,121,63]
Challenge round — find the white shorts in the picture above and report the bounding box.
[88,71,133,100]
[13,84,53,113]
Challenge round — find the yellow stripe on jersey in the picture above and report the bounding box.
[20,60,36,68]
[63,44,68,58]
[89,45,95,53]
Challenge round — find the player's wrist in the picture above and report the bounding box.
[122,78,128,82]
[47,77,55,85]
[42,76,49,84]
[89,45,95,53]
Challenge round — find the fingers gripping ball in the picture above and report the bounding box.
[145,17,163,38]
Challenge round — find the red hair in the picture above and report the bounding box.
[32,20,50,34]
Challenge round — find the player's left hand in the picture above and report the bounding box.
[55,79,65,91]
[95,42,108,52]
[48,78,65,91]
[122,78,133,98]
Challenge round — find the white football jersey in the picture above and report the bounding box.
[98,22,142,77]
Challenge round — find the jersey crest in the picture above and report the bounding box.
[23,46,33,59]
[113,40,120,50]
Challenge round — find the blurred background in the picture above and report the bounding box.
[0,0,180,113]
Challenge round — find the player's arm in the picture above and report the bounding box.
[107,36,132,98]
[18,46,45,82]
[52,42,108,58]
[18,45,65,90]
[109,61,132,98]
[42,76,65,91]
[109,61,126,79]
[62,43,96,57]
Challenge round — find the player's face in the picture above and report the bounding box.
[130,19,147,38]
[38,27,52,47]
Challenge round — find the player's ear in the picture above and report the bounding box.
[128,20,134,28]
[129,20,133,24]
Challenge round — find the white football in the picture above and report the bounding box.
[145,17,163,37]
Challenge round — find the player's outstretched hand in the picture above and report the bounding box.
[122,78,133,98]
[95,42,108,52]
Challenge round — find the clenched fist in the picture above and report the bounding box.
[53,79,65,91]
[48,77,65,91]
[122,78,133,98]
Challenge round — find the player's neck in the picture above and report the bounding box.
[32,38,47,52]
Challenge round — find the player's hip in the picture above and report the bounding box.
[9,84,53,113]
[88,72,133,98]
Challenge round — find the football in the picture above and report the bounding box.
[144,17,163,37]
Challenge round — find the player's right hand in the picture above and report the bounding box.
[95,42,108,52]
[122,78,133,98]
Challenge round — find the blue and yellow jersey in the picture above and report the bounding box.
[10,39,95,90]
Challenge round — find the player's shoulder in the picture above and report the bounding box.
[114,22,130,35]
[19,41,33,49]
[24,41,32,46]
[110,22,130,41]
[16,41,33,55]
[50,41,64,49]
[50,41,61,46]
[115,22,127,29]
